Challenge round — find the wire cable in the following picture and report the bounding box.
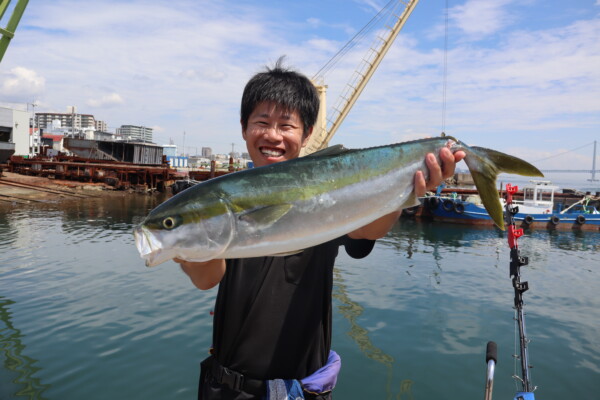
[312,0,397,80]
[441,0,449,134]
[532,141,595,163]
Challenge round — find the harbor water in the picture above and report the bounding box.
[1,188,598,399]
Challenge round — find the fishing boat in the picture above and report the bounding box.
[422,180,600,231]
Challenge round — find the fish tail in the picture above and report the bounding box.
[463,146,544,230]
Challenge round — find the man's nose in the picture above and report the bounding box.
[263,126,283,141]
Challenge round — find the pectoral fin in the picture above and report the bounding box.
[306,144,350,158]
[238,204,293,229]
[268,249,304,257]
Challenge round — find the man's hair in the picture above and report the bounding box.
[240,57,320,136]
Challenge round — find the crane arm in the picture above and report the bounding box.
[0,0,29,63]
[301,0,420,156]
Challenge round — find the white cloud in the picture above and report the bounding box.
[450,0,516,38]
[307,17,321,28]
[0,67,45,100]
[86,93,124,108]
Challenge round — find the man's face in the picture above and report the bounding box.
[242,101,312,167]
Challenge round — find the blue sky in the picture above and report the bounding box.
[1,0,599,172]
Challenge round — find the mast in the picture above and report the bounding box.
[301,0,420,156]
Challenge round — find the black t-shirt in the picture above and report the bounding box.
[211,236,375,381]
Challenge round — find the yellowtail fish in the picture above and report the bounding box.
[134,137,543,267]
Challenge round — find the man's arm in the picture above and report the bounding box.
[176,258,226,290]
[348,148,465,241]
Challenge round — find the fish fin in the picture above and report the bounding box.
[470,147,544,177]
[268,249,304,257]
[464,147,544,231]
[305,144,350,158]
[238,204,293,228]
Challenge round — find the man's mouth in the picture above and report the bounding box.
[260,147,285,157]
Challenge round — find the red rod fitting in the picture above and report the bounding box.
[508,225,524,248]
[505,183,518,204]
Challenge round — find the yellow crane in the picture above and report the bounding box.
[301,0,420,156]
[0,0,29,63]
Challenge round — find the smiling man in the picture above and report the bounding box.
[177,58,463,400]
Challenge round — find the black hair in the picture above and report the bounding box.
[240,57,320,136]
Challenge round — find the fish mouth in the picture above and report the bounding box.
[133,226,176,267]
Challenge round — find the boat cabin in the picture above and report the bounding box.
[518,180,559,214]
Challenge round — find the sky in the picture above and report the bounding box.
[1,0,599,172]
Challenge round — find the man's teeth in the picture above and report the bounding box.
[261,148,284,157]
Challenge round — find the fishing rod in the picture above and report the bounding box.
[484,183,537,400]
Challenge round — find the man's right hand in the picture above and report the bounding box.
[175,258,226,290]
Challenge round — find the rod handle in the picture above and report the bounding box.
[486,341,498,363]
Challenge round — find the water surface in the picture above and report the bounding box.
[1,194,598,399]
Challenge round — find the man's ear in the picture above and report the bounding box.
[241,120,247,140]
[301,126,313,147]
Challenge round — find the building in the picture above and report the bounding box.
[36,111,96,132]
[162,144,177,157]
[0,107,32,161]
[165,155,188,168]
[201,147,212,158]
[117,125,153,142]
[95,120,108,132]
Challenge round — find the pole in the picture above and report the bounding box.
[31,102,37,155]
[484,341,497,400]
[589,140,597,182]
[504,184,533,394]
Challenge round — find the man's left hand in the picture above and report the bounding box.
[414,147,466,197]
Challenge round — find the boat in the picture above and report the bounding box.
[422,180,600,231]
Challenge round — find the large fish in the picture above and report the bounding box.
[134,136,543,267]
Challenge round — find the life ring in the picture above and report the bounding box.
[427,197,440,210]
[576,214,586,225]
[550,215,560,225]
[442,199,455,212]
[454,202,465,214]
[403,206,419,216]
[523,215,534,225]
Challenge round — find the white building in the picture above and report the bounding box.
[117,125,153,142]
[36,109,96,132]
[0,107,34,158]
[162,144,177,157]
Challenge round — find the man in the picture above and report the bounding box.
[177,60,464,399]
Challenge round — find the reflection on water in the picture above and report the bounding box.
[332,268,407,400]
[0,297,50,399]
[333,268,395,368]
[1,197,599,400]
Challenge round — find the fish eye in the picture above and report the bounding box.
[162,217,177,230]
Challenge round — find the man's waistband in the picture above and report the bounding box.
[206,356,265,396]
[205,351,341,397]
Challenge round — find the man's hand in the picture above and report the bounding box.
[414,147,466,197]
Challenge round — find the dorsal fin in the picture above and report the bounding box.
[305,144,350,158]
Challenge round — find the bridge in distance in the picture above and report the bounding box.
[540,170,600,173]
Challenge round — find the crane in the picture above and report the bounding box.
[0,0,29,63]
[301,0,420,156]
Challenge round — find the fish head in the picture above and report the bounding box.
[134,192,235,267]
